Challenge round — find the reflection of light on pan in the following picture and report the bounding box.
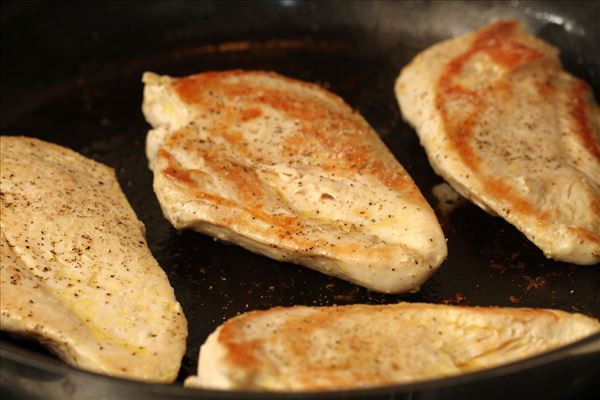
[520,4,586,35]
[169,38,346,60]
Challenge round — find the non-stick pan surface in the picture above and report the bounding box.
[1,1,599,399]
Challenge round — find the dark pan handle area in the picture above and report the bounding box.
[2,0,599,123]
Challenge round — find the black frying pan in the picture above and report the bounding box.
[1,1,599,399]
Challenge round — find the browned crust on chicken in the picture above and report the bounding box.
[396,21,600,264]
[144,70,447,293]
[185,302,600,391]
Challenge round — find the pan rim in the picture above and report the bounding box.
[2,331,599,397]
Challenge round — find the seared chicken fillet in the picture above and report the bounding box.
[396,20,600,264]
[0,136,187,382]
[142,70,447,293]
[185,302,600,391]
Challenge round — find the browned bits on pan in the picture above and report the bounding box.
[442,292,466,305]
[524,275,546,291]
[509,295,521,304]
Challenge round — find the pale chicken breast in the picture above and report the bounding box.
[142,70,447,294]
[0,136,187,382]
[185,302,600,391]
[395,20,600,264]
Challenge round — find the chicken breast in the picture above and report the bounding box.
[185,302,600,391]
[142,70,447,294]
[395,20,600,264]
[0,136,187,382]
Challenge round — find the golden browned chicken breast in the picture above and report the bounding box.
[0,136,187,382]
[142,70,447,293]
[396,20,600,264]
[185,302,600,391]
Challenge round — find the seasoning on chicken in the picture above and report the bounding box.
[395,20,600,264]
[142,70,447,294]
[0,136,187,382]
[185,302,600,391]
